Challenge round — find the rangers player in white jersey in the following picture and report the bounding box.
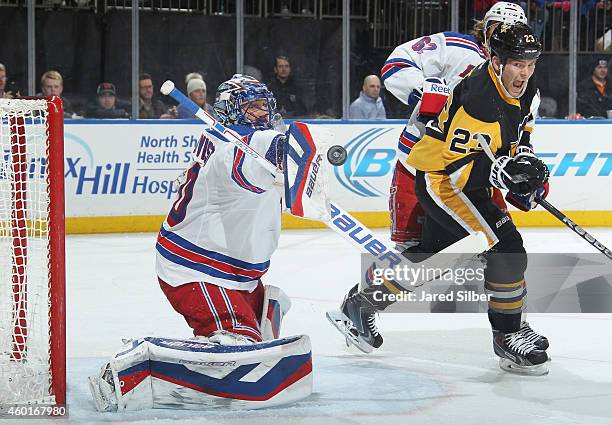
[156,75,289,344]
[328,2,530,354]
[89,75,314,412]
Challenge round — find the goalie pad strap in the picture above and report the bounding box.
[260,285,292,340]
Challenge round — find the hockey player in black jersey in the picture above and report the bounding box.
[404,22,550,375]
[331,23,551,375]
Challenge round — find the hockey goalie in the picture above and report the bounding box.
[89,75,334,411]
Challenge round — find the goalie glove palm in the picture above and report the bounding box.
[490,154,549,195]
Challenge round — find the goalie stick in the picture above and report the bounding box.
[475,134,612,260]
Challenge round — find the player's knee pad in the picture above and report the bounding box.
[260,285,292,340]
[89,335,313,411]
[390,163,424,243]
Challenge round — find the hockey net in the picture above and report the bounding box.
[0,98,65,406]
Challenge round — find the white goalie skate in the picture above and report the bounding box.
[88,363,118,412]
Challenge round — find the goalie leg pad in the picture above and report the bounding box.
[90,335,313,411]
[259,285,292,340]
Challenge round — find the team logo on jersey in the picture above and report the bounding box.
[334,128,395,197]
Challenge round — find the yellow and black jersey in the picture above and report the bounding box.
[406,61,540,191]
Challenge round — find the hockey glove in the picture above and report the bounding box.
[265,134,286,169]
[490,155,549,195]
[407,87,423,107]
[506,181,549,211]
[419,77,450,118]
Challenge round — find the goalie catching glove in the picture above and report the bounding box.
[490,153,549,195]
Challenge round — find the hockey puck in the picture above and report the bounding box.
[327,145,347,166]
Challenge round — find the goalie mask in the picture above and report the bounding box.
[213,74,277,129]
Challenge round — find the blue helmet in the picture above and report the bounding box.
[213,74,277,129]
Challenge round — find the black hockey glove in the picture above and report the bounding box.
[490,154,549,195]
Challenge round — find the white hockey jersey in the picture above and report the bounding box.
[156,125,284,292]
[381,32,487,166]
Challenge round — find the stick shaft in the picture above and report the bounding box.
[475,135,612,259]
[537,199,612,260]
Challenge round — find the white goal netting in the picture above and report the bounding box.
[0,99,54,405]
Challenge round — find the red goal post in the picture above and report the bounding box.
[0,96,65,407]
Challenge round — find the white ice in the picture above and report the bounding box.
[55,228,612,424]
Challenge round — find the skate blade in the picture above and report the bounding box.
[325,309,374,354]
[498,358,550,376]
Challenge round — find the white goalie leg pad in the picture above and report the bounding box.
[260,285,292,341]
[284,122,333,222]
[90,335,312,411]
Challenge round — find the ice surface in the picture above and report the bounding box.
[48,228,612,424]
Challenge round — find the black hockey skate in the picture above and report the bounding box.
[326,284,383,353]
[493,329,550,375]
[519,321,549,350]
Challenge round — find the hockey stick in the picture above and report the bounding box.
[160,80,405,268]
[537,199,612,260]
[475,134,612,260]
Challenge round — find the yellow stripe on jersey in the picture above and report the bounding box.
[425,172,498,247]
[448,161,473,191]
[487,64,521,107]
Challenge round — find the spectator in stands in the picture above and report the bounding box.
[474,0,498,16]
[244,65,263,82]
[175,78,215,119]
[266,55,306,118]
[185,72,204,86]
[538,96,558,118]
[577,58,612,118]
[349,75,386,119]
[138,73,168,119]
[40,70,77,118]
[86,83,130,119]
[0,63,18,99]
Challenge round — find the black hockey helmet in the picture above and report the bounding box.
[489,22,542,64]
